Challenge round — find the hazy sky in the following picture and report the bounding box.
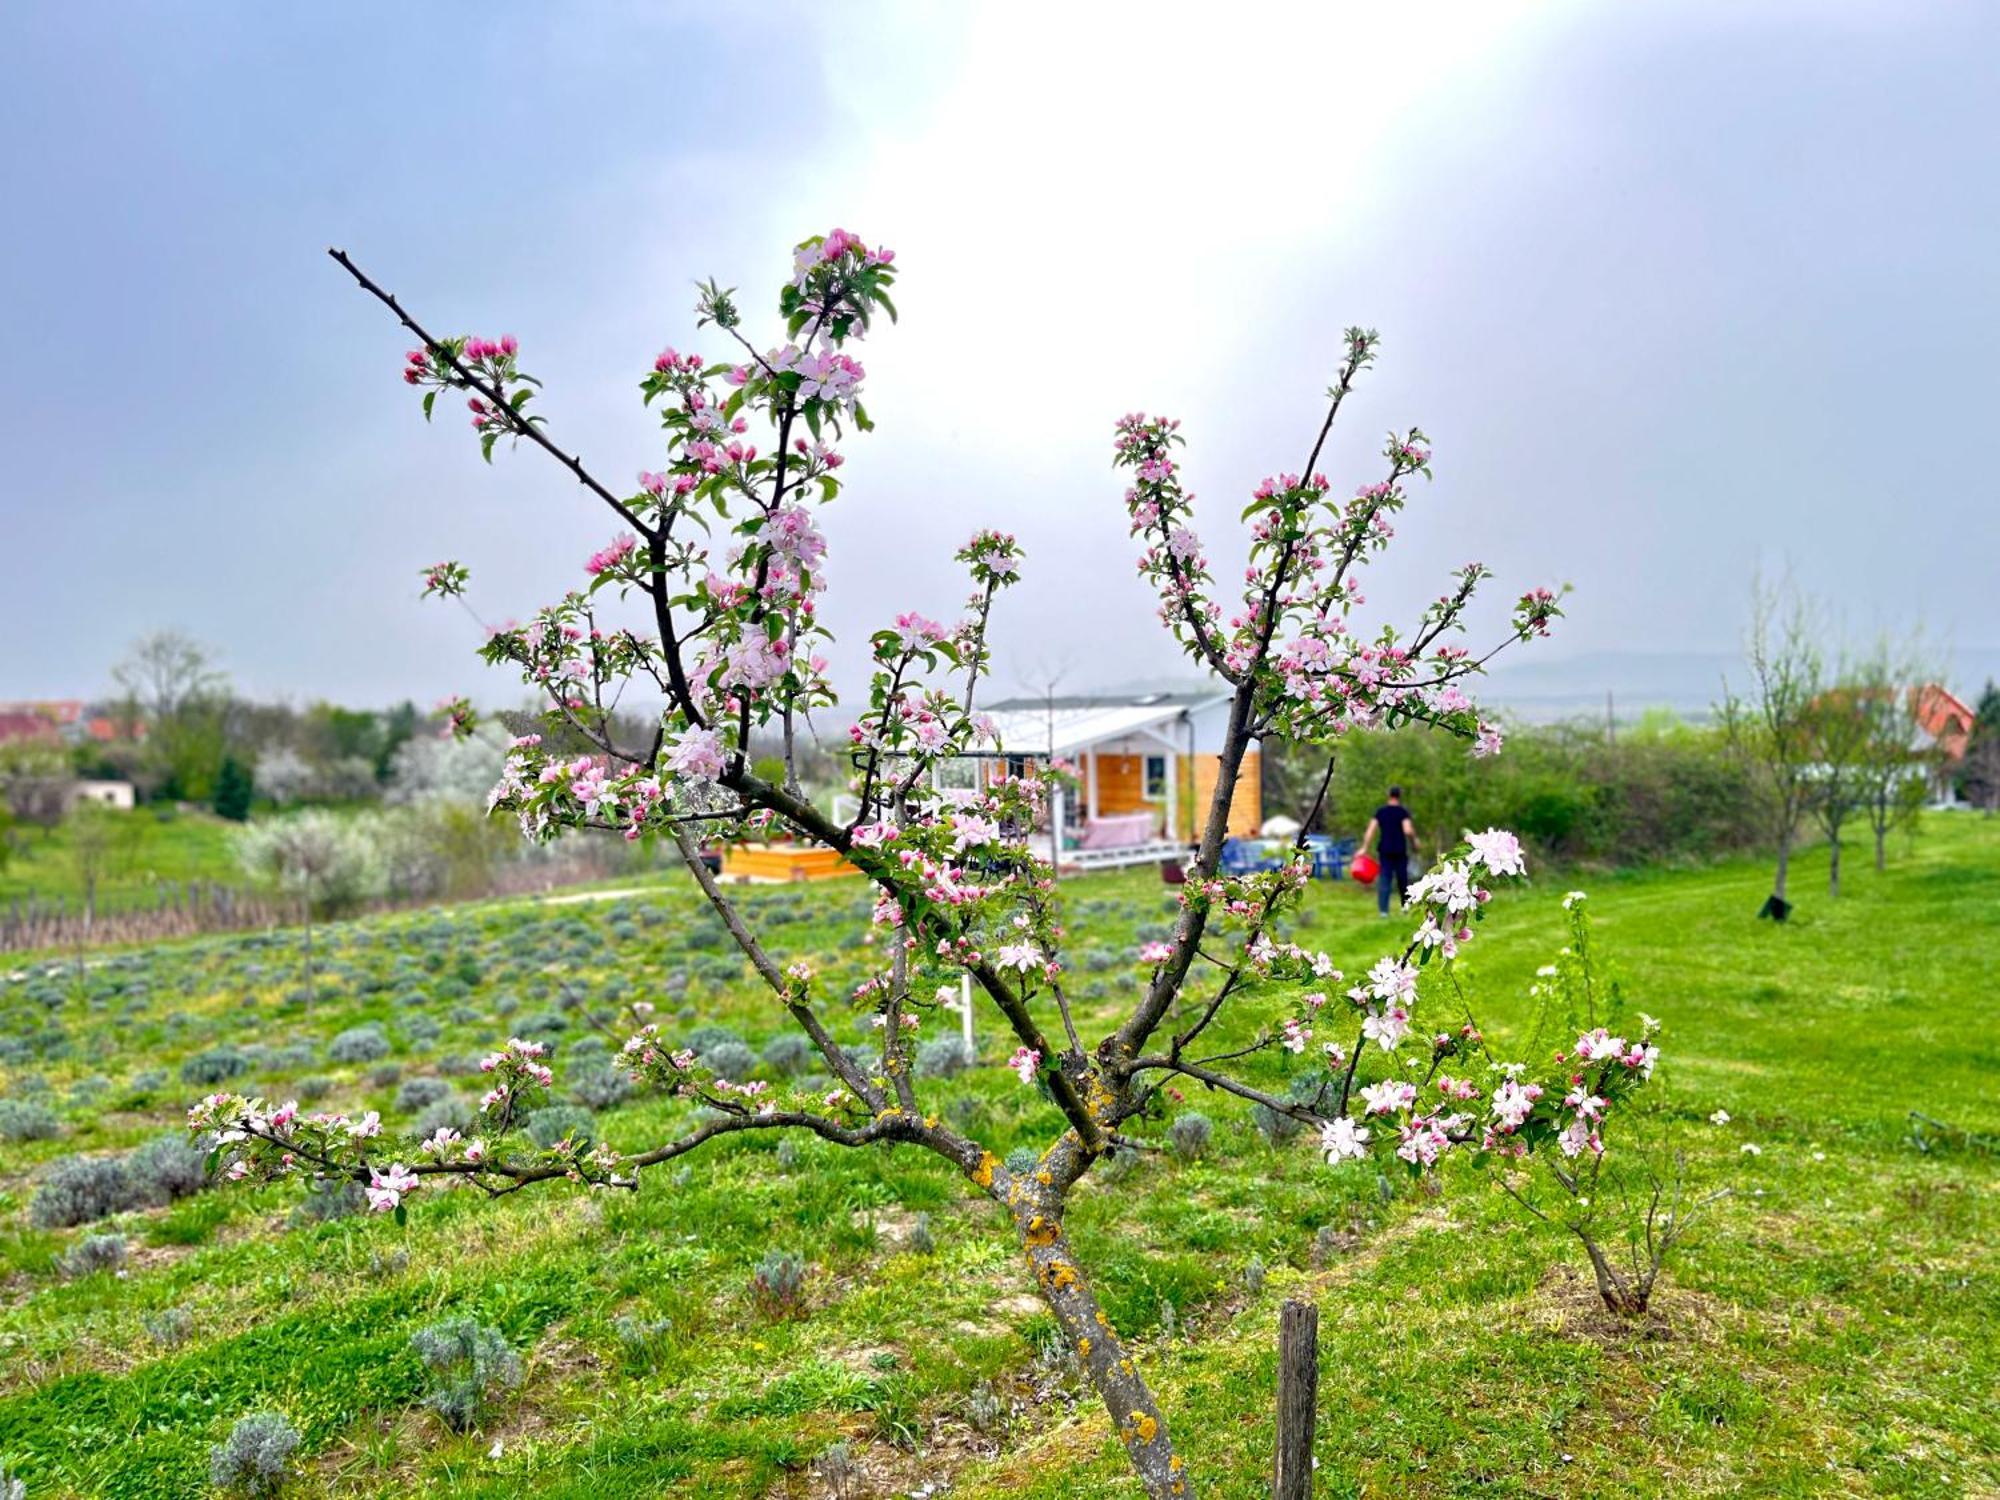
[3,2,1994,715]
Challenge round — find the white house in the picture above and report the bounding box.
[972,690,1263,870]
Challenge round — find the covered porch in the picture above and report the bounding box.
[971,700,1202,875]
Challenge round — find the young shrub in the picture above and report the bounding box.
[291,1075,333,1103]
[412,1096,474,1138]
[327,1026,390,1064]
[145,1305,196,1347]
[365,1063,403,1089]
[568,1065,631,1111]
[0,1098,61,1143]
[916,1035,976,1080]
[812,1441,858,1500]
[1251,1099,1304,1148]
[907,1211,936,1256]
[29,1155,135,1229]
[128,1134,210,1206]
[209,1410,301,1496]
[394,1077,453,1114]
[760,1032,813,1076]
[680,1024,745,1056]
[699,1040,756,1082]
[524,1105,595,1149]
[180,1046,250,1087]
[966,1379,1007,1437]
[1167,1112,1214,1162]
[1242,1255,1267,1296]
[291,1177,368,1225]
[611,1312,673,1372]
[1485,899,1718,1316]
[752,1249,808,1318]
[59,1232,128,1279]
[409,1317,522,1432]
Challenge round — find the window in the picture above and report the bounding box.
[1144,754,1168,799]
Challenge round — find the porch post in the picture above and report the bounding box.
[1050,777,1066,878]
[1086,748,1100,820]
[1164,748,1178,842]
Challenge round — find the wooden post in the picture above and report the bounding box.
[1273,1298,1319,1500]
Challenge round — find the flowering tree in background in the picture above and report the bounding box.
[189,228,1659,1498]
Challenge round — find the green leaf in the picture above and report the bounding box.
[422,390,437,422]
[393,1202,407,1227]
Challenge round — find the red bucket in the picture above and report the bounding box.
[1350,852,1379,884]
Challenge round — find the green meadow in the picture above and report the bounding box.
[2,816,1994,1498]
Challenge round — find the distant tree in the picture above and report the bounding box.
[1975,680,2000,734]
[1801,671,1872,898]
[1848,638,1932,871]
[65,801,134,933]
[233,812,376,1001]
[385,722,509,806]
[212,756,255,822]
[1720,577,1823,915]
[113,629,230,801]
[1962,714,2000,814]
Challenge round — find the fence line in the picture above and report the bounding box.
[0,852,651,954]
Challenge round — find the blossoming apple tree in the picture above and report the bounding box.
[188,227,1660,1497]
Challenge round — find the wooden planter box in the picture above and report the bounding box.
[721,842,859,884]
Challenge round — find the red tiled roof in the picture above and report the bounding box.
[0,712,58,745]
[1913,683,1975,762]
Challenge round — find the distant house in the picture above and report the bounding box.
[1913,683,1977,804]
[66,780,137,812]
[0,701,139,745]
[0,710,58,747]
[974,690,1262,870]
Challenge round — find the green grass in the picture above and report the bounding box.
[0,807,244,913]
[0,817,1994,1497]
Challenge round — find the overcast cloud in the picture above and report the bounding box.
[2,2,1994,716]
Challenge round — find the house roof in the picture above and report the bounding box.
[979,690,1226,757]
[1913,683,1976,761]
[0,711,58,745]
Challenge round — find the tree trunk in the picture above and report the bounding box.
[1017,1199,1191,1497]
[1874,821,1887,872]
[1828,831,1841,898]
[1772,833,1791,904]
[1578,1233,1646,1316]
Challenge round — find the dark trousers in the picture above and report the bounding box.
[1376,854,1410,914]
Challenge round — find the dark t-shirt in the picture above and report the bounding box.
[1373,804,1412,859]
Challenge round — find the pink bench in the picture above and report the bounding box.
[1079,811,1157,850]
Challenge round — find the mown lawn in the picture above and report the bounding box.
[0,816,1994,1498]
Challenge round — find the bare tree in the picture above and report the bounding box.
[1720,577,1823,916]
[1802,666,1874,898]
[1848,637,1934,871]
[113,628,225,724]
[113,629,230,800]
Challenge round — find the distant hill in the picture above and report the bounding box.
[1481,648,2000,724]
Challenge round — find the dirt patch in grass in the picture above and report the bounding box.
[1519,1260,1731,1347]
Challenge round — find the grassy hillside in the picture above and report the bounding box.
[0,817,1994,1498]
[0,808,245,913]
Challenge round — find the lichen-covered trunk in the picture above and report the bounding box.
[1013,1197,1192,1497]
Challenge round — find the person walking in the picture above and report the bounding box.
[1360,785,1419,916]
